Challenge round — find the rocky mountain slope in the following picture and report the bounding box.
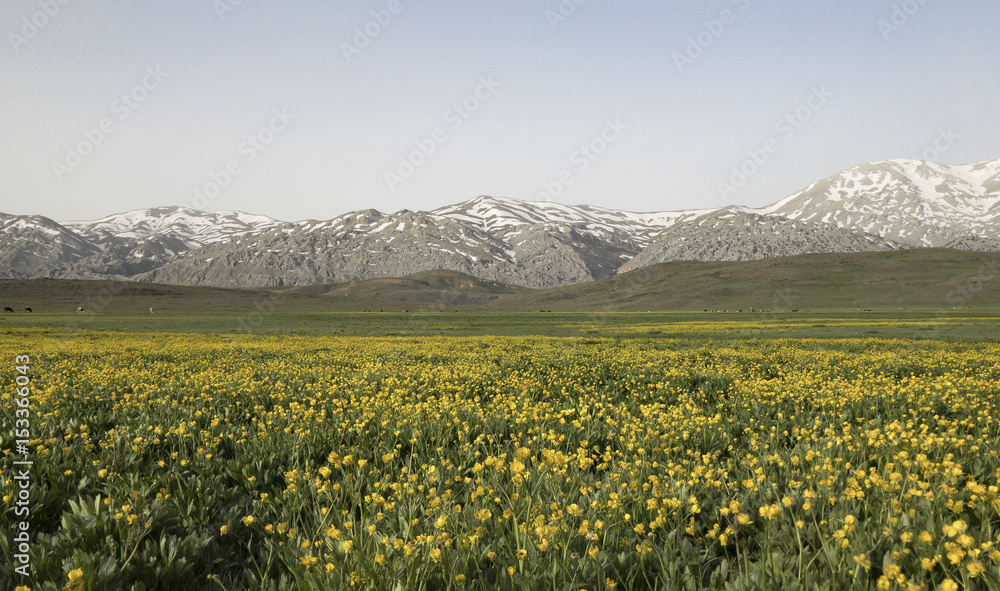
[2,158,997,288]
[619,209,900,272]
[0,213,102,278]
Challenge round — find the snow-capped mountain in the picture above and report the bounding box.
[432,195,712,247]
[0,213,101,278]
[758,159,1000,247]
[1,158,997,287]
[50,207,285,279]
[62,206,283,251]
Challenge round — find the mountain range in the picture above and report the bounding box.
[2,158,998,289]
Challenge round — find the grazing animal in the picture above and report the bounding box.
[3,307,13,313]
[150,308,154,313]
[76,307,85,312]
[24,307,32,313]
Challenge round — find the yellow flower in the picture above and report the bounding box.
[220,525,229,535]
[966,561,985,578]
[325,563,336,572]
[920,557,937,570]
[758,504,780,520]
[781,496,794,507]
[947,546,966,565]
[341,540,354,553]
[943,520,967,537]
[588,545,600,560]
[299,554,318,567]
[876,576,891,590]
[242,516,254,527]
[97,469,107,478]
[455,574,466,583]
[854,554,871,571]
[375,553,386,565]
[430,548,442,562]
[941,580,958,591]
[919,531,932,544]
[516,549,527,561]
[900,532,914,543]
[606,579,617,589]
[68,569,84,581]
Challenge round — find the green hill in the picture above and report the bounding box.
[292,269,529,305]
[488,249,1000,312]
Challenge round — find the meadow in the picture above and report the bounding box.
[2,314,1000,590]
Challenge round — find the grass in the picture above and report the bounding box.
[1,310,999,341]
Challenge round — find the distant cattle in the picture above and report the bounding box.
[150,308,154,313]
[24,308,32,313]
[76,307,85,312]
[3,307,13,313]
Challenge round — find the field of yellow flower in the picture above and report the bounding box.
[2,327,1000,590]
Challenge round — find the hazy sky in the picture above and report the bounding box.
[2,1,998,222]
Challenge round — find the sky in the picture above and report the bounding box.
[1,1,998,223]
